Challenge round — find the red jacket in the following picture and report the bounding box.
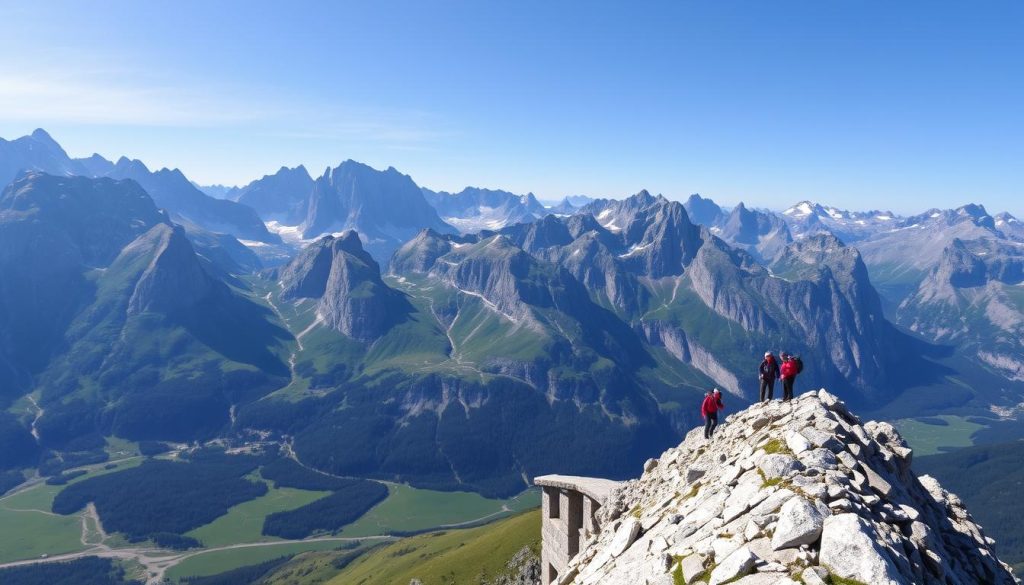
[780,360,798,380]
[701,394,723,417]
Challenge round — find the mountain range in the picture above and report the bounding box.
[1,128,1023,504]
[0,129,276,245]
[423,187,547,233]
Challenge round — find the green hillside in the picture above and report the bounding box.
[265,509,540,585]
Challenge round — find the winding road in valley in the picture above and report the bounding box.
[0,529,391,585]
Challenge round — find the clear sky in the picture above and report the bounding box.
[0,1,1021,215]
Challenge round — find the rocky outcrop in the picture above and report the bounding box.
[280,231,410,341]
[485,546,543,585]
[123,224,220,315]
[555,391,1016,585]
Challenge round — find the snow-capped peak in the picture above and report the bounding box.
[784,201,815,216]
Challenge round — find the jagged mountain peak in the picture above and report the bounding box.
[389,228,461,274]
[995,211,1024,241]
[121,224,219,316]
[113,156,151,174]
[781,201,901,244]
[718,202,793,262]
[566,390,1015,585]
[782,200,821,217]
[301,159,452,258]
[329,158,403,179]
[956,202,990,219]
[29,128,62,150]
[683,193,726,227]
[281,231,376,297]
[234,164,315,224]
[905,204,996,231]
[773,233,866,280]
[284,163,309,175]
[280,230,407,341]
[75,152,115,176]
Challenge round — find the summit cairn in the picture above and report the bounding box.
[552,390,1016,585]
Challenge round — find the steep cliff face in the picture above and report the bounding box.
[561,391,1017,585]
[300,160,453,259]
[395,193,911,404]
[682,194,726,228]
[681,233,898,400]
[387,227,673,410]
[583,191,704,278]
[280,231,411,341]
[899,237,1024,381]
[234,165,314,223]
[121,224,221,316]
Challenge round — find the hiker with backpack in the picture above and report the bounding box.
[758,351,780,402]
[701,388,724,440]
[780,353,803,401]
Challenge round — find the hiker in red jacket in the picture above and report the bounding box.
[780,354,800,401]
[758,351,780,402]
[701,388,724,439]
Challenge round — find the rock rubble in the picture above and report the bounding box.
[558,390,1017,585]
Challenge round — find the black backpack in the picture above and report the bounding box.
[793,356,804,374]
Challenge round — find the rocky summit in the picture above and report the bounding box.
[558,390,1016,585]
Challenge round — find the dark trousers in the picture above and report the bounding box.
[759,378,775,402]
[704,412,718,439]
[783,377,795,401]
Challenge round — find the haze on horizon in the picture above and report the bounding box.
[0,1,1021,216]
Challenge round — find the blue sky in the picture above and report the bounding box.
[0,1,1021,215]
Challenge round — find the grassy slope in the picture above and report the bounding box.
[0,485,84,563]
[186,484,331,547]
[320,510,540,585]
[165,539,373,582]
[165,487,538,581]
[338,484,539,537]
[0,456,143,563]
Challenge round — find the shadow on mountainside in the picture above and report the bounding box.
[169,291,292,378]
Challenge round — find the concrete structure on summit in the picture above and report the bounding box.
[534,474,622,585]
